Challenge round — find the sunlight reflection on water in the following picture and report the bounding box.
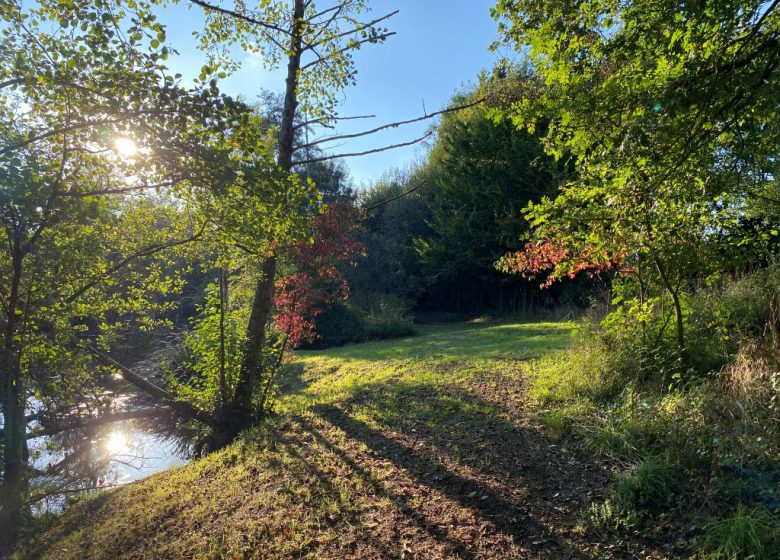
[30,419,188,512]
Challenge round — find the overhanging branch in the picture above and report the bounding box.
[294,131,433,165]
[294,99,484,151]
[65,222,206,303]
[88,346,211,424]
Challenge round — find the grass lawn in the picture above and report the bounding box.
[17,320,671,560]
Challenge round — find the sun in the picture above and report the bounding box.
[113,136,138,157]
[105,430,128,455]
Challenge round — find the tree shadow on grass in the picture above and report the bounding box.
[340,382,607,501]
[306,389,608,559]
[303,381,662,559]
[275,361,308,395]
[275,429,479,559]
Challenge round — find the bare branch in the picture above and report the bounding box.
[306,4,341,23]
[301,31,397,70]
[294,131,433,165]
[295,99,484,151]
[294,114,376,131]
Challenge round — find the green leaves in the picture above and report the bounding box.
[491,0,780,361]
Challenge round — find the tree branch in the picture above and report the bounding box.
[58,180,184,198]
[300,31,397,70]
[188,0,290,36]
[0,109,183,156]
[88,346,210,424]
[304,9,399,51]
[294,114,376,131]
[752,0,780,33]
[294,131,434,165]
[295,99,484,151]
[0,78,24,90]
[65,222,206,304]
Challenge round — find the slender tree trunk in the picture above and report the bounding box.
[233,256,277,420]
[670,289,685,360]
[654,256,686,366]
[232,0,306,429]
[0,240,26,549]
[218,266,228,407]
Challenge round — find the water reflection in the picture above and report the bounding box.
[30,418,188,512]
[105,430,128,456]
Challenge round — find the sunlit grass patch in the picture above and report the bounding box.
[279,320,576,414]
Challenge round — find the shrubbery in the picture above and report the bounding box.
[305,292,416,348]
[527,266,780,559]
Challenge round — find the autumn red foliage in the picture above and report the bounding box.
[274,203,363,347]
[498,240,620,288]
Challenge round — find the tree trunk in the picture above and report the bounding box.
[670,289,685,363]
[654,256,686,367]
[0,240,26,550]
[218,266,229,407]
[232,256,277,423]
[231,0,306,430]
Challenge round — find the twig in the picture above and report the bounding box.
[295,99,484,151]
[293,131,433,165]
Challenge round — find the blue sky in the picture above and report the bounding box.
[155,1,507,186]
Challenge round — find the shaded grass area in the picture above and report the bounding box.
[18,320,669,559]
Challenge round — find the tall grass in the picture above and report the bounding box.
[525,268,780,557]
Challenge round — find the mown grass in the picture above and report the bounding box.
[21,318,777,559]
[22,320,617,560]
[280,321,575,414]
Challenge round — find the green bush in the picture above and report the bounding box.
[614,453,683,513]
[528,268,780,555]
[308,292,416,348]
[722,266,780,342]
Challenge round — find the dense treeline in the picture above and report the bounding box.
[311,71,593,347]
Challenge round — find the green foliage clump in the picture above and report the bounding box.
[526,267,780,556]
[527,329,616,406]
[308,292,416,348]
